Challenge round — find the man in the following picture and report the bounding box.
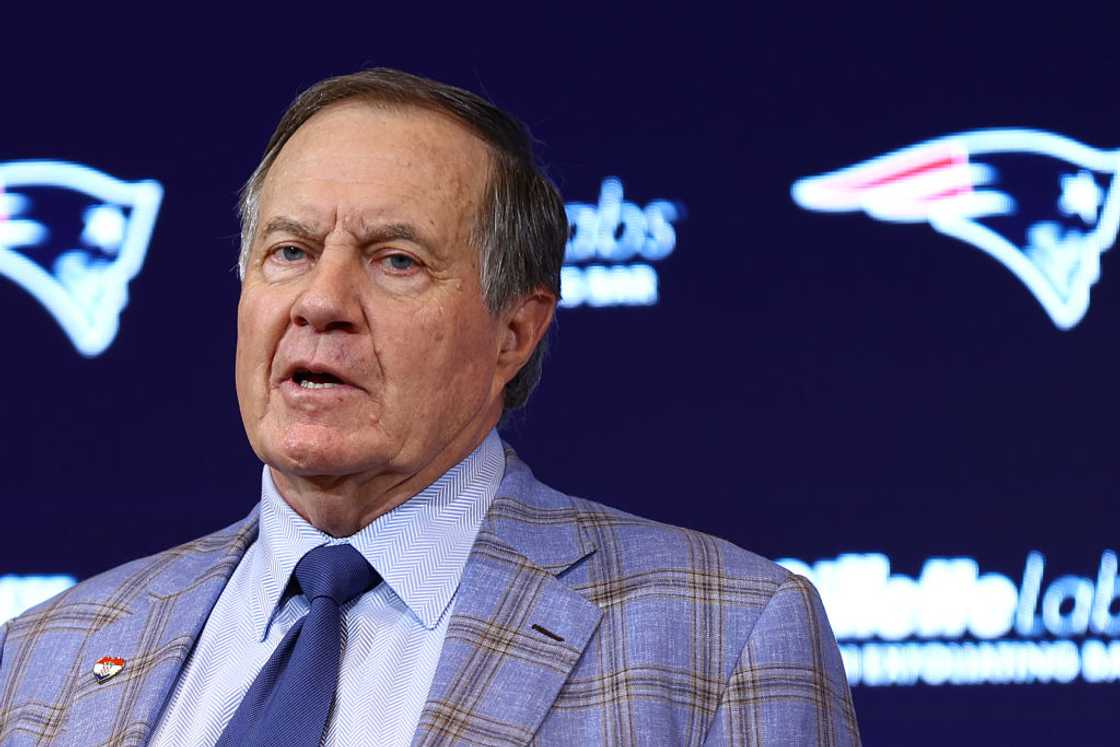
[0,69,859,745]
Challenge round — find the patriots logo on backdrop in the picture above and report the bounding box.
[0,161,163,356]
[791,129,1120,329]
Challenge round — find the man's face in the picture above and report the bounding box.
[235,102,508,485]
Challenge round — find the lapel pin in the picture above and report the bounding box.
[93,656,125,683]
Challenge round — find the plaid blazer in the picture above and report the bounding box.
[0,448,859,745]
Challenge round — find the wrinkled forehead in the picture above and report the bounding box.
[259,101,494,245]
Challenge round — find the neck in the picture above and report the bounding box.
[269,422,497,537]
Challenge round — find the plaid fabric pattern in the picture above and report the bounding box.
[0,446,859,745]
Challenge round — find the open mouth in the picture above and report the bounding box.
[291,369,346,390]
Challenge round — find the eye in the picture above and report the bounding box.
[383,253,418,272]
[278,245,307,262]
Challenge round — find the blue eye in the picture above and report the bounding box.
[385,254,416,271]
[279,245,305,262]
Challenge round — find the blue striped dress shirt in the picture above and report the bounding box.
[150,430,504,746]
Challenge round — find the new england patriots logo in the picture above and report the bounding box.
[0,161,162,355]
[791,129,1120,329]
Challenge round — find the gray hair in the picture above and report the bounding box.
[237,68,568,413]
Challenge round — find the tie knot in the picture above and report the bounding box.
[293,544,380,606]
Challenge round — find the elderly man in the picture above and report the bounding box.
[0,69,859,745]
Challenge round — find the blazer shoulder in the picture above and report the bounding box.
[569,492,793,588]
[496,445,793,596]
[5,511,257,633]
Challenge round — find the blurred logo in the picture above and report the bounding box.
[781,551,1120,686]
[561,178,682,308]
[792,129,1120,329]
[0,161,163,356]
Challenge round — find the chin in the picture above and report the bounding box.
[265,424,387,477]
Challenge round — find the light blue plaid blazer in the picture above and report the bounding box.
[0,447,859,745]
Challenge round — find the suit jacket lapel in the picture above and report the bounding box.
[60,514,258,746]
[412,457,603,746]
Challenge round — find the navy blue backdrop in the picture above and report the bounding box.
[3,8,1119,744]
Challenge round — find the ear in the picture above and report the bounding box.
[495,288,556,386]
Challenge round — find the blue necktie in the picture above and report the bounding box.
[216,543,380,746]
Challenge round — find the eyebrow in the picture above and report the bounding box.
[261,217,327,243]
[360,222,423,247]
[260,217,430,251]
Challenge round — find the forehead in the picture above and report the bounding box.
[258,101,492,244]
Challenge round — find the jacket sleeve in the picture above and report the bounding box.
[703,574,860,746]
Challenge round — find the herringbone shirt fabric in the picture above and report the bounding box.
[149,430,503,747]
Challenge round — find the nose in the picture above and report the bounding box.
[290,249,363,333]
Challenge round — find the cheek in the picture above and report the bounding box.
[382,310,482,393]
[440,309,501,389]
[234,339,259,405]
[235,293,287,403]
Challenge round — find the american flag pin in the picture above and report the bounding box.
[92,656,125,683]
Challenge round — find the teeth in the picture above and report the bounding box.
[299,380,339,389]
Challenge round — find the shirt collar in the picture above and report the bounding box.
[250,430,505,637]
